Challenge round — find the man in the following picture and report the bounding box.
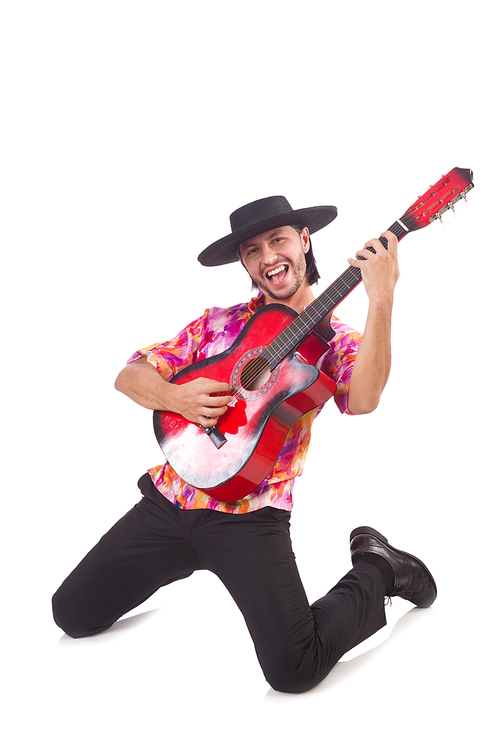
[52,195,436,693]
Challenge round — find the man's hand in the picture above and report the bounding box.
[168,377,232,428]
[115,358,231,427]
[348,230,400,306]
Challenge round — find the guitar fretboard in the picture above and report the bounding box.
[262,216,411,370]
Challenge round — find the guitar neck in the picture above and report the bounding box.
[262,165,474,370]
[263,216,412,370]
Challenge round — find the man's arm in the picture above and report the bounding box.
[346,230,400,415]
[115,357,231,428]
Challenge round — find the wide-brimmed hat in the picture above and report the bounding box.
[198,195,337,266]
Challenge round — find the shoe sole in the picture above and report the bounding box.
[350,525,437,607]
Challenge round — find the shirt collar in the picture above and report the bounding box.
[248,293,265,315]
[247,292,313,315]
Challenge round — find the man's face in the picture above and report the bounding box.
[239,226,310,305]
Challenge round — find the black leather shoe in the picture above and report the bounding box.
[350,526,437,608]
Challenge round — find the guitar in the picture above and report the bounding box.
[154,167,474,502]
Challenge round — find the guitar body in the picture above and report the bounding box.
[153,304,337,502]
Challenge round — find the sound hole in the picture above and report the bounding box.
[240,355,272,391]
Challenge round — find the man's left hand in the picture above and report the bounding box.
[348,230,400,306]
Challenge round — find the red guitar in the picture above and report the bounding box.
[154,168,474,502]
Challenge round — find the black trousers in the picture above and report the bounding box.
[52,474,386,693]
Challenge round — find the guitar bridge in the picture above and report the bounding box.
[202,424,227,449]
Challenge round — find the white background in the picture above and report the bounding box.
[2,1,497,752]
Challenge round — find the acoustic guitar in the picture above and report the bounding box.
[154,168,474,502]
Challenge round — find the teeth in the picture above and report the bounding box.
[266,264,286,279]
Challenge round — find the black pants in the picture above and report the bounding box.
[52,474,386,693]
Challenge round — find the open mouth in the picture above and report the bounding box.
[265,264,289,284]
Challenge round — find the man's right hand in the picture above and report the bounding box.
[115,358,232,427]
[167,377,232,428]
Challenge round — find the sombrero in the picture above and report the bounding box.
[198,195,337,266]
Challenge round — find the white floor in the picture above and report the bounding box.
[5,494,495,754]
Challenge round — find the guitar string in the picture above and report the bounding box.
[217,183,471,393]
[237,219,408,389]
[237,223,400,388]
[236,190,468,389]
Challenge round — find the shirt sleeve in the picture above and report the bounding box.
[316,314,362,415]
[127,309,209,381]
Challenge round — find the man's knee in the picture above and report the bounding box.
[266,668,322,694]
[51,586,112,639]
[261,648,328,694]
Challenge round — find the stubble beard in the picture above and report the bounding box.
[251,253,307,301]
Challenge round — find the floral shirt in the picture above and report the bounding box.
[128,294,362,513]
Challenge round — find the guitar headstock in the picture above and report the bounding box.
[401,167,474,231]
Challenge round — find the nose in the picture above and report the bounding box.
[261,242,279,265]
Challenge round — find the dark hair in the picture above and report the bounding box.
[237,225,321,288]
[290,225,320,286]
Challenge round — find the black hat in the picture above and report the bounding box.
[198,195,337,266]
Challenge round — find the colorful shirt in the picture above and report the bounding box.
[128,294,362,514]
